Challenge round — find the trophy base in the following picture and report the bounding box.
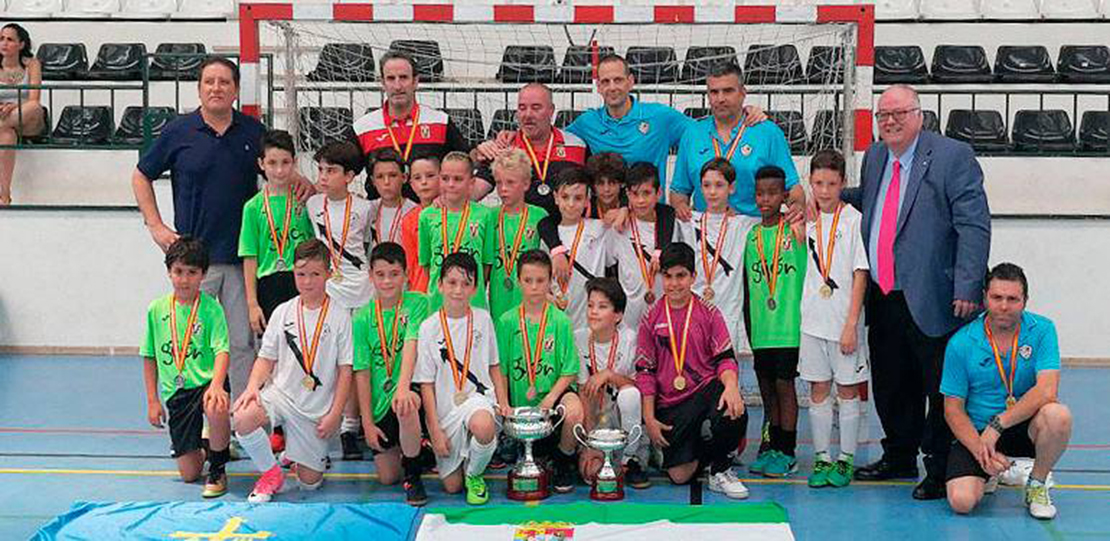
[507,469,551,501]
[590,472,626,501]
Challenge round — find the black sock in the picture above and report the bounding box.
[767,425,782,454]
[207,447,230,475]
[402,455,422,481]
[779,429,797,457]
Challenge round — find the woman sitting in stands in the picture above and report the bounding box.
[0,23,45,205]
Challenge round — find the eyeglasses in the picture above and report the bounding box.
[874,107,920,123]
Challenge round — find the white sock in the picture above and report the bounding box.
[340,416,361,434]
[616,386,647,464]
[838,397,862,458]
[809,397,834,460]
[466,436,498,477]
[298,477,324,491]
[237,428,277,473]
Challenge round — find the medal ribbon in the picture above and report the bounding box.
[984,317,1021,405]
[557,220,586,296]
[439,309,474,395]
[297,296,331,379]
[169,295,201,377]
[815,203,844,286]
[699,212,729,287]
[374,299,403,382]
[521,132,555,183]
[663,299,695,380]
[384,105,421,162]
[498,207,531,282]
[262,186,294,264]
[440,203,471,256]
[323,195,353,275]
[755,218,786,301]
[711,117,748,161]
[375,202,406,244]
[588,329,620,375]
[628,218,655,293]
[518,304,550,391]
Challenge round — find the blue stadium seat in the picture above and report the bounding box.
[87,43,147,81]
[389,40,443,82]
[37,43,88,81]
[767,110,807,154]
[994,45,1055,83]
[744,44,803,85]
[558,45,615,84]
[114,106,177,144]
[497,46,557,83]
[487,109,517,140]
[810,110,843,152]
[554,110,583,129]
[443,108,484,149]
[149,43,206,81]
[681,46,738,84]
[298,106,353,151]
[626,47,679,84]
[1079,111,1109,151]
[931,45,993,83]
[1057,45,1110,83]
[806,46,844,84]
[683,107,710,120]
[1012,110,1075,152]
[52,106,115,145]
[874,45,929,84]
[307,43,375,83]
[945,109,1010,152]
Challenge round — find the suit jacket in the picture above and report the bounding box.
[843,131,991,338]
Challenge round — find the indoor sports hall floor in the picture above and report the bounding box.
[1,355,1107,540]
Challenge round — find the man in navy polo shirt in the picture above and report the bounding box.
[941,263,1071,520]
[131,57,265,400]
[670,63,804,220]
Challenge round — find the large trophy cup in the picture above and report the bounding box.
[574,424,643,501]
[503,406,565,501]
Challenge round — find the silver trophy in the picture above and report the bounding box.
[574,424,643,500]
[503,405,565,500]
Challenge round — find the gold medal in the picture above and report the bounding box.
[711,116,748,162]
[440,202,471,257]
[1005,395,1017,409]
[276,258,286,271]
[819,284,833,299]
[454,391,468,406]
[673,375,687,391]
[536,183,551,196]
[699,212,729,305]
[374,298,403,397]
[262,185,294,273]
[169,294,201,394]
[629,218,657,306]
[986,316,1022,413]
[703,286,715,303]
[526,385,537,401]
[384,104,421,161]
[756,218,786,315]
[556,220,586,304]
[519,304,550,405]
[302,375,315,390]
[322,194,352,282]
[440,309,475,410]
[297,296,330,394]
[498,206,531,292]
[521,131,555,184]
[815,203,843,302]
[644,291,656,305]
[664,298,695,397]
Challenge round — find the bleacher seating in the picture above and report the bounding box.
[994,45,1055,83]
[875,45,930,84]
[1057,45,1110,83]
[806,46,844,84]
[37,43,88,80]
[681,46,738,85]
[626,47,679,84]
[87,43,147,81]
[114,105,176,144]
[767,110,808,154]
[115,0,176,19]
[5,0,63,18]
[919,0,981,19]
[496,46,557,84]
[486,109,516,140]
[554,110,582,130]
[682,107,710,120]
[58,0,119,17]
[931,45,993,83]
[874,0,921,20]
[307,43,375,83]
[744,44,803,85]
[297,106,352,151]
[52,105,115,145]
[558,45,615,84]
[945,109,1011,152]
[1012,109,1076,152]
[173,0,235,19]
[389,40,443,83]
[980,0,1040,19]
[1039,0,1100,19]
[149,43,206,81]
[1078,111,1109,151]
[810,110,843,152]
[443,108,484,149]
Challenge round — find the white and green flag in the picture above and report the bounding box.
[417,502,794,540]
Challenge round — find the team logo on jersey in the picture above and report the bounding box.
[420,125,431,139]
[470,222,481,238]
[555,146,566,158]
[741,144,753,156]
[639,121,650,134]
[1019,345,1032,359]
[543,336,555,352]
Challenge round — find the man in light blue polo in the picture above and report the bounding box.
[940,262,1071,520]
[670,63,804,220]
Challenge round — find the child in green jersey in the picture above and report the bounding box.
[353,242,430,506]
[494,249,584,493]
[743,165,807,479]
[241,129,315,335]
[140,237,231,498]
[488,148,547,322]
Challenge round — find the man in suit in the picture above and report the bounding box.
[842,84,991,500]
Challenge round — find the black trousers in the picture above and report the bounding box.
[867,287,953,480]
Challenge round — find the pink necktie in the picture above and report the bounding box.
[877,159,901,294]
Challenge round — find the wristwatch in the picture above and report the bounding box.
[987,414,1005,434]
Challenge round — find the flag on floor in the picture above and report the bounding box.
[416,502,794,540]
